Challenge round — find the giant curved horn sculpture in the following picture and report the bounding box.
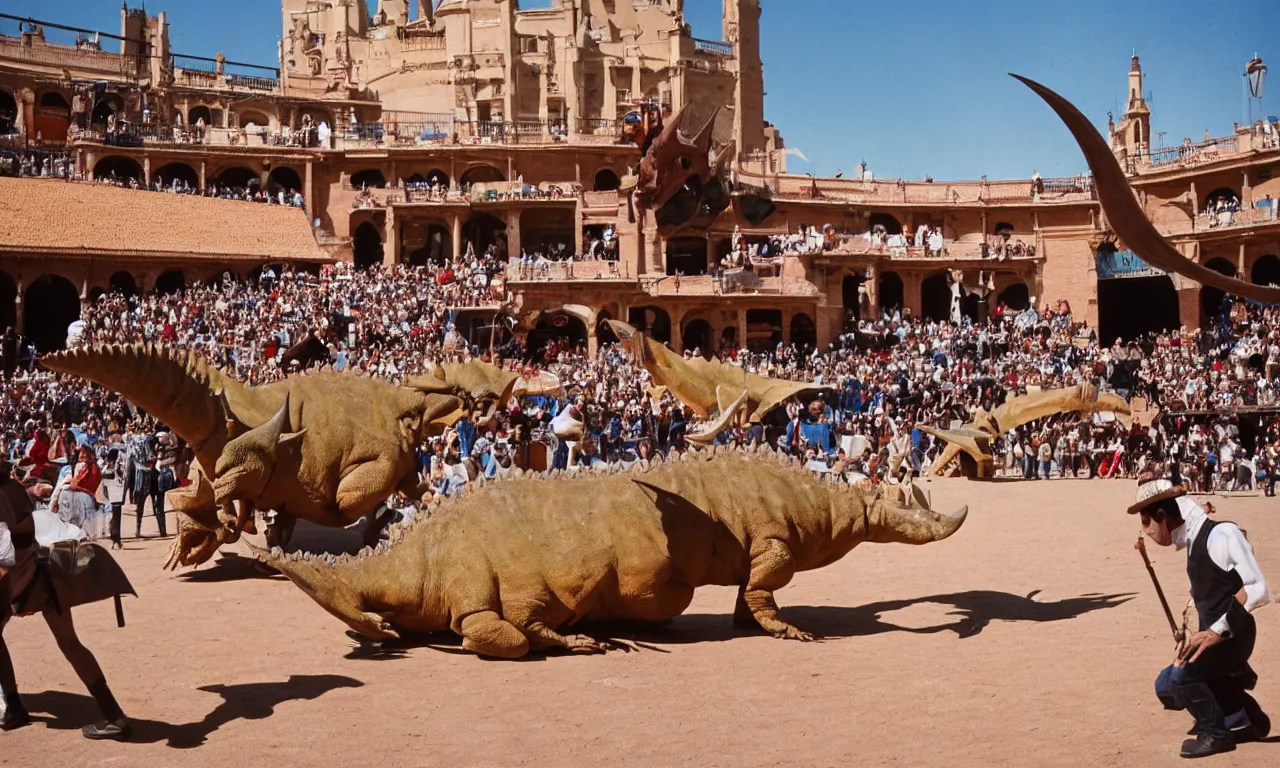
[1012,74,1280,305]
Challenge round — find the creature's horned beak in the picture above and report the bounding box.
[869,484,968,545]
[686,390,749,445]
[604,319,639,341]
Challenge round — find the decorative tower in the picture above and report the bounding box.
[1123,53,1151,155]
[723,0,765,155]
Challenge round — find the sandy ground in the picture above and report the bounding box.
[2,478,1277,768]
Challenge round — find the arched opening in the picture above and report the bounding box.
[520,209,575,256]
[1200,258,1238,324]
[1251,255,1280,287]
[460,165,505,186]
[267,167,303,196]
[921,272,952,323]
[155,270,186,295]
[745,309,784,351]
[0,271,16,333]
[790,313,817,349]
[236,110,271,130]
[39,92,70,110]
[992,221,1015,237]
[997,282,1030,311]
[683,319,714,357]
[108,271,138,298]
[878,272,904,314]
[666,237,709,276]
[350,169,387,189]
[353,222,385,270]
[408,223,452,266]
[93,156,143,183]
[213,166,259,190]
[842,273,866,326]
[462,213,508,258]
[627,306,672,344]
[1202,186,1239,212]
[153,163,199,189]
[1097,274,1179,347]
[593,168,621,192]
[720,326,738,350]
[90,95,121,127]
[528,312,588,359]
[22,275,80,353]
[188,105,213,126]
[867,212,903,235]
[407,169,450,188]
[0,89,17,134]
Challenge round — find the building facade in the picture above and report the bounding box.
[1,3,1278,357]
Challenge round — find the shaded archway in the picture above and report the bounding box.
[460,165,505,186]
[0,89,17,134]
[683,319,714,357]
[878,272,904,313]
[528,312,588,359]
[1251,255,1280,287]
[1202,187,1239,211]
[153,162,198,189]
[407,223,452,267]
[745,309,783,351]
[407,169,450,188]
[667,237,709,276]
[155,270,185,295]
[39,92,70,110]
[921,272,951,323]
[93,156,143,183]
[997,282,1030,311]
[23,275,80,353]
[353,222,385,270]
[213,166,258,189]
[790,313,817,349]
[90,94,122,127]
[868,212,903,235]
[627,306,672,344]
[1098,274,1179,347]
[267,167,303,196]
[462,213,508,257]
[188,105,213,126]
[0,271,16,333]
[842,273,866,325]
[350,169,387,189]
[992,221,1015,237]
[520,209,575,255]
[236,110,270,129]
[593,168,621,192]
[1200,258,1237,324]
[108,271,138,298]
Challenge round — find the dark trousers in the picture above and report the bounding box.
[133,467,169,536]
[109,502,124,546]
[1156,608,1258,740]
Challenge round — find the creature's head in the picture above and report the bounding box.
[212,396,306,506]
[634,106,733,235]
[406,361,518,427]
[863,483,968,545]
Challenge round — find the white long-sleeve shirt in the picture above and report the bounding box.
[1172,497,1271,635]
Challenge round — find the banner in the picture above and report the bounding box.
[1096,249,1167,280]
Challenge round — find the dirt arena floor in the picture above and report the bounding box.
[3,478,1277,767]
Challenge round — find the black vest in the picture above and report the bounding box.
[1187,519,1245,632]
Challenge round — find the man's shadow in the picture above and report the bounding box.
[647,589,1136,644]
[22,673,362,749]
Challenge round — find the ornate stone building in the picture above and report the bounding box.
[1,3,1277,356]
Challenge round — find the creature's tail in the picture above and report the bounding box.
[1012,74,1280,304]
[39,344,251,463]
[249,543,401,641]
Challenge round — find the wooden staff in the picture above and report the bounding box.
[1135,535,1183,643]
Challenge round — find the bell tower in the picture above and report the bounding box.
[1123,52,1151,155]
[724,0,765,154]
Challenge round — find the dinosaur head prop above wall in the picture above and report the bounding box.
[1012,74,1280,305]
[633,105,734,235]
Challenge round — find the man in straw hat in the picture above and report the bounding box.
[1130,471,1271,758]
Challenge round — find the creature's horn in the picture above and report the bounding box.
[686,389,750,445]
[865,487,968,545]
[260,393,292,447]
[1011,74,1280,304]
[690,105,722,153]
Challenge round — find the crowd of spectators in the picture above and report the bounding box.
[4,263,1279,541]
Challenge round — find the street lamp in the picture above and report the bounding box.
[1246,53,1266,99]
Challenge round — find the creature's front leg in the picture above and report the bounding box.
[456,611,531,659]
[739,538,814,642]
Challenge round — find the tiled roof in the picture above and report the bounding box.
[0,177,325,262]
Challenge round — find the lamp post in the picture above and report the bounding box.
[1246,53,1267,99]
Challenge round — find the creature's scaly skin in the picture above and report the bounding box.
[630,106,734,235]
[921,383,1131,478]
[257,447,967,658]
[40,344,516,567]
[606,319,832,443]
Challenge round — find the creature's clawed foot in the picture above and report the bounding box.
[771,625,816,642]
[350,612,400,641]
[563,634,611,654]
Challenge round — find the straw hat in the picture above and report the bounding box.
[1126,476,1187,515]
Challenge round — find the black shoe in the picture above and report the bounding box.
[1180,733,1235,758]
[1,703,31,732]
[82,718,130,741]
[1237,696,1270,742]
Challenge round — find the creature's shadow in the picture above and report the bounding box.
[178,552,286,583]
[21,673,362,749]
[625,589,1137,645]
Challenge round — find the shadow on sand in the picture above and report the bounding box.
[22,673,362,748]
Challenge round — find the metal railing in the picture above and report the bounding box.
[0,35,137,78]
[1142,136,1241,169]
[692,38,734,56]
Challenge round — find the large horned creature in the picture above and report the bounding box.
[630,105,734,235]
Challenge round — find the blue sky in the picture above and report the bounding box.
[8,0,1278,180]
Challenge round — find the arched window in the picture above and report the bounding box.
[351,169,388,189]
[353,222,384,270]
[593,168,621,192]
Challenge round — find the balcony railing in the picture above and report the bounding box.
[752,172,1096,205]
[173,66,280,93]
[1158,205,1280,237]
[507,259,633,282]
[692,39,734,56]
[0,36,137,78]
[1141,136,1241,170]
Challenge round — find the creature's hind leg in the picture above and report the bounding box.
[458,611,530,659]
[522,622,609,654]
[620,581,695,624]
[741,538,813,641]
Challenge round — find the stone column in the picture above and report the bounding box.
[304,160,314,219]
[781,311,792,346]
[506,210,522,259]
[538,68,550,131]
[1239,242,1247,277]
[903,272,923,318]
[143,156,152,186]
[383,207,399,266]
[1242,170,1252,208]
[587,324,598,358]
[573,205,585,257]
[12,277,23,335]
[737,310,748,351]
[199,160,207,192]
[451,212,463,260]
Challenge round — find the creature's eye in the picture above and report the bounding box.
[680,157,692,171]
